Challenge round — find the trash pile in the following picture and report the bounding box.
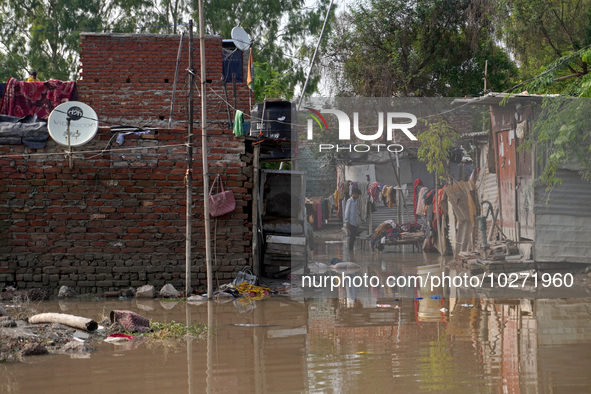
[0,265,304,363]
[0,307,203,363]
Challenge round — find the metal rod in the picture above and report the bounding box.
[185,20,194,297]
[169,31,185,129]
[297,0,334,111]
[66,117,73,169]
[198,2,213,299]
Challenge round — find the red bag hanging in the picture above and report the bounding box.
[209,174,236,217]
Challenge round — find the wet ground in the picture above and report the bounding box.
[2,242,591,393]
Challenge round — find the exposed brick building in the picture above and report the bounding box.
[0,32,254,294]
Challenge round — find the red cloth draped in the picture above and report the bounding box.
[0,77,76,120]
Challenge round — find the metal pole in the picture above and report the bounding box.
[169,31,185,129]
[185,20,194,296]
[198,2,213,299]
[186,304,193,394]
[297,0,334,110]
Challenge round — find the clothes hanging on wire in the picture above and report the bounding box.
[233,110,244,137]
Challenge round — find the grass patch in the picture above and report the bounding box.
[147,321,208,340]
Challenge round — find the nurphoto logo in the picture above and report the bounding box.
[304,107,418,153]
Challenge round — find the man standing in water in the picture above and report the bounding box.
[344,187,361,252]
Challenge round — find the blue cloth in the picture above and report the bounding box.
[344,196,359,227]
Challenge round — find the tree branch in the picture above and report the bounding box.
[553,71,587,81]
[539,25,579,74]
[551,7,577,50]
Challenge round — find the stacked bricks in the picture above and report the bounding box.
[0,33,254,294]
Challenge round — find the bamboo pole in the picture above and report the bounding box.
[198,3,213,299]
[185,20,194,297]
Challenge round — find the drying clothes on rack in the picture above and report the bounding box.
[367,182,381,203]
[415,187,428,216]
[380,186,388,207]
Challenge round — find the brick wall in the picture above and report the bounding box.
[0,33,254,294]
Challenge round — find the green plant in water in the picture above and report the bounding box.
[148,321,208,340]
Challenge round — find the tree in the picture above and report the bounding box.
[252,61,294,102]
[495,0,591,90]
[417,116,459,255]
[326,0,517,97]
[494,0,591,187]
[0,0,156,80]
[194,0,333,100]
[0,0,332,100]
[418,117,459,181]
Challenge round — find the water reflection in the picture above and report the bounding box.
[2,243,591,392]
[2,295,591,393]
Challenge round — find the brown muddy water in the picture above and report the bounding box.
[2,246,591,393]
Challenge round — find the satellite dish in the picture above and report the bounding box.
[231,26,251,51]
[48,101,98,147]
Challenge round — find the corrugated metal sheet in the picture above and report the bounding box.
[477,169,498,208]
[534,169,591,217]
[299,143,337,197]
[534,169,591,263]
[517,175,535,239]
[534,214,591,263]
[475,142,498,208]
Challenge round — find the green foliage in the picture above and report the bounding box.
[521,98,591,188]
[0,0,331,100]
[148,320,208,340]
[253,62,294,102]
[495,0,591,87]
[0,0,160,80]
[417,117,459,181]
[495,1,591,187]
[194,0,333,99]
[261,161,292,170]
[327,0,517,97]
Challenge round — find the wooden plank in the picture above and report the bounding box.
[252,144,261,276]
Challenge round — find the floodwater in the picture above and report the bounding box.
[3,245,591,393]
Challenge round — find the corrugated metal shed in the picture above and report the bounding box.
[459,93,591,263]
[534,169,591,217]
[534,169,591,263]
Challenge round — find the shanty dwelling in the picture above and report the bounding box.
[458,93,591,264]
[0,32,255,294]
